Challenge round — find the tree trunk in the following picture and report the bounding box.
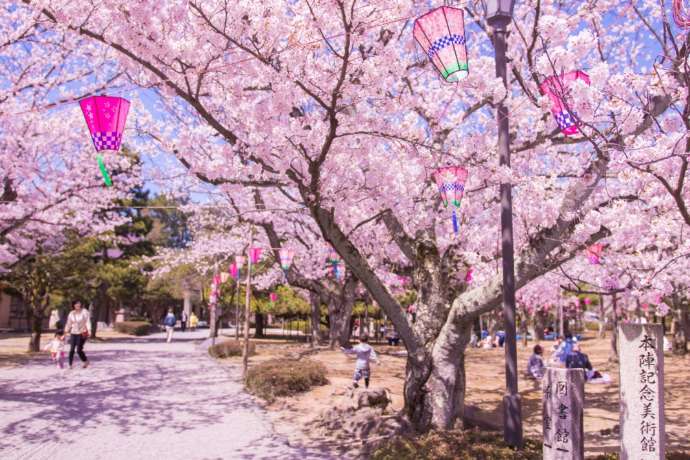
[327,278,357,348]
[254,312,265,338]
[609,294,619,363]
[533,309,546,341]
[404,320,473,430]
[28,311,43,352]
[89,303,100,340]
[672,295,688,355]
[309,291,323,346]
[597,294,606,339]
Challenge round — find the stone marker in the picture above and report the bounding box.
[619,323,665,459]
[542,367,585,460]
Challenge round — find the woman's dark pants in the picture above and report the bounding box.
[69,334,88,365]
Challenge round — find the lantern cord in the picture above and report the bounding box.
[96,155,113,187]
[452,209,459,235]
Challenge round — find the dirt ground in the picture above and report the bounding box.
[229,333,690,458]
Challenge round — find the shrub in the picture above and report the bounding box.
[208,340,255,358]
[114,321,152,336]
[245,358,328,402]
[372,429,542,460]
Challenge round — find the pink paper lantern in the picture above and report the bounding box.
[539,71,590,136]
[434,166,469,234]
[269,292,278,303]
[584,298,592,306]
[229,263,238,279]
[279,248,295,271]
[79,95,130,151]
[413,6,469,82]
[586,243,604,265]
[673,0,690,28]
[464,267,473,283]
[250,247,262,264]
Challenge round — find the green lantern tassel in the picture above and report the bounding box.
[97,155,113,187]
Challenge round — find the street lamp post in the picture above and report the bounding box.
[486,0,522,448]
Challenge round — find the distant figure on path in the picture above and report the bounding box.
[181,310,188,332]
[43,331,66,369]
[189,312,199,331]
[526,344,545,380]
[386,325,400,346]
[341,335,378,389]
[164,308,176,343]
[64,300,90,369]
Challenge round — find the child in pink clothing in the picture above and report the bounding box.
[43,332,66,369]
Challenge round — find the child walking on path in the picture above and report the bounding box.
[341,336,378,389]
[43,332,66,369]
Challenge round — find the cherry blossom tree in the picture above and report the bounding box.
[19,0,690,430]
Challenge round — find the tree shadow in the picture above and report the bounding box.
[0,348,317,458]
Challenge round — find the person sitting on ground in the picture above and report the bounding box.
[341,335,378,389]
[565,343,605,382]
[527,344,546,380]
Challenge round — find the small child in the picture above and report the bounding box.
[43,332,66,369]
[341,336,378,389]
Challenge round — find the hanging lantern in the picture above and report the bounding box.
[235,255,246,280]
[584,298,592,306]
[79,95,131,187]
[269,292,278,303]
[220,272,230,284]
[413,6,469,82]
[279,248,295,271]
[213,274,221,286]
[673,0,690,28]
[586,243,604,265]
[229,263,238,280]
[539,71,590,136]
[250,247,263,264]
[464,267,474,283]
[433,166,469,235]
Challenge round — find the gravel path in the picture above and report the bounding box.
[0,330,321,460]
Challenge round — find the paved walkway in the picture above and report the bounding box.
[0,330,318,460]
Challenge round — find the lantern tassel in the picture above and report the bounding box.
[452,209,459,235]
[96,155,113,187]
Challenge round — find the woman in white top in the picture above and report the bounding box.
[64,300,91,368]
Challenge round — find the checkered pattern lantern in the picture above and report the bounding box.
[79,96,130,151]
[279,248,295,271]
[434,166,469,235]
[413,6,469,82]
[326,248,341,278]
[539,71,590,136]
[586,243,604,265]
[79,95,130,187]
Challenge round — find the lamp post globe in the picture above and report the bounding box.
[486,0,515,29]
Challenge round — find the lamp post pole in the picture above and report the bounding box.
[490,9,523,448]
[242,231,255,376]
